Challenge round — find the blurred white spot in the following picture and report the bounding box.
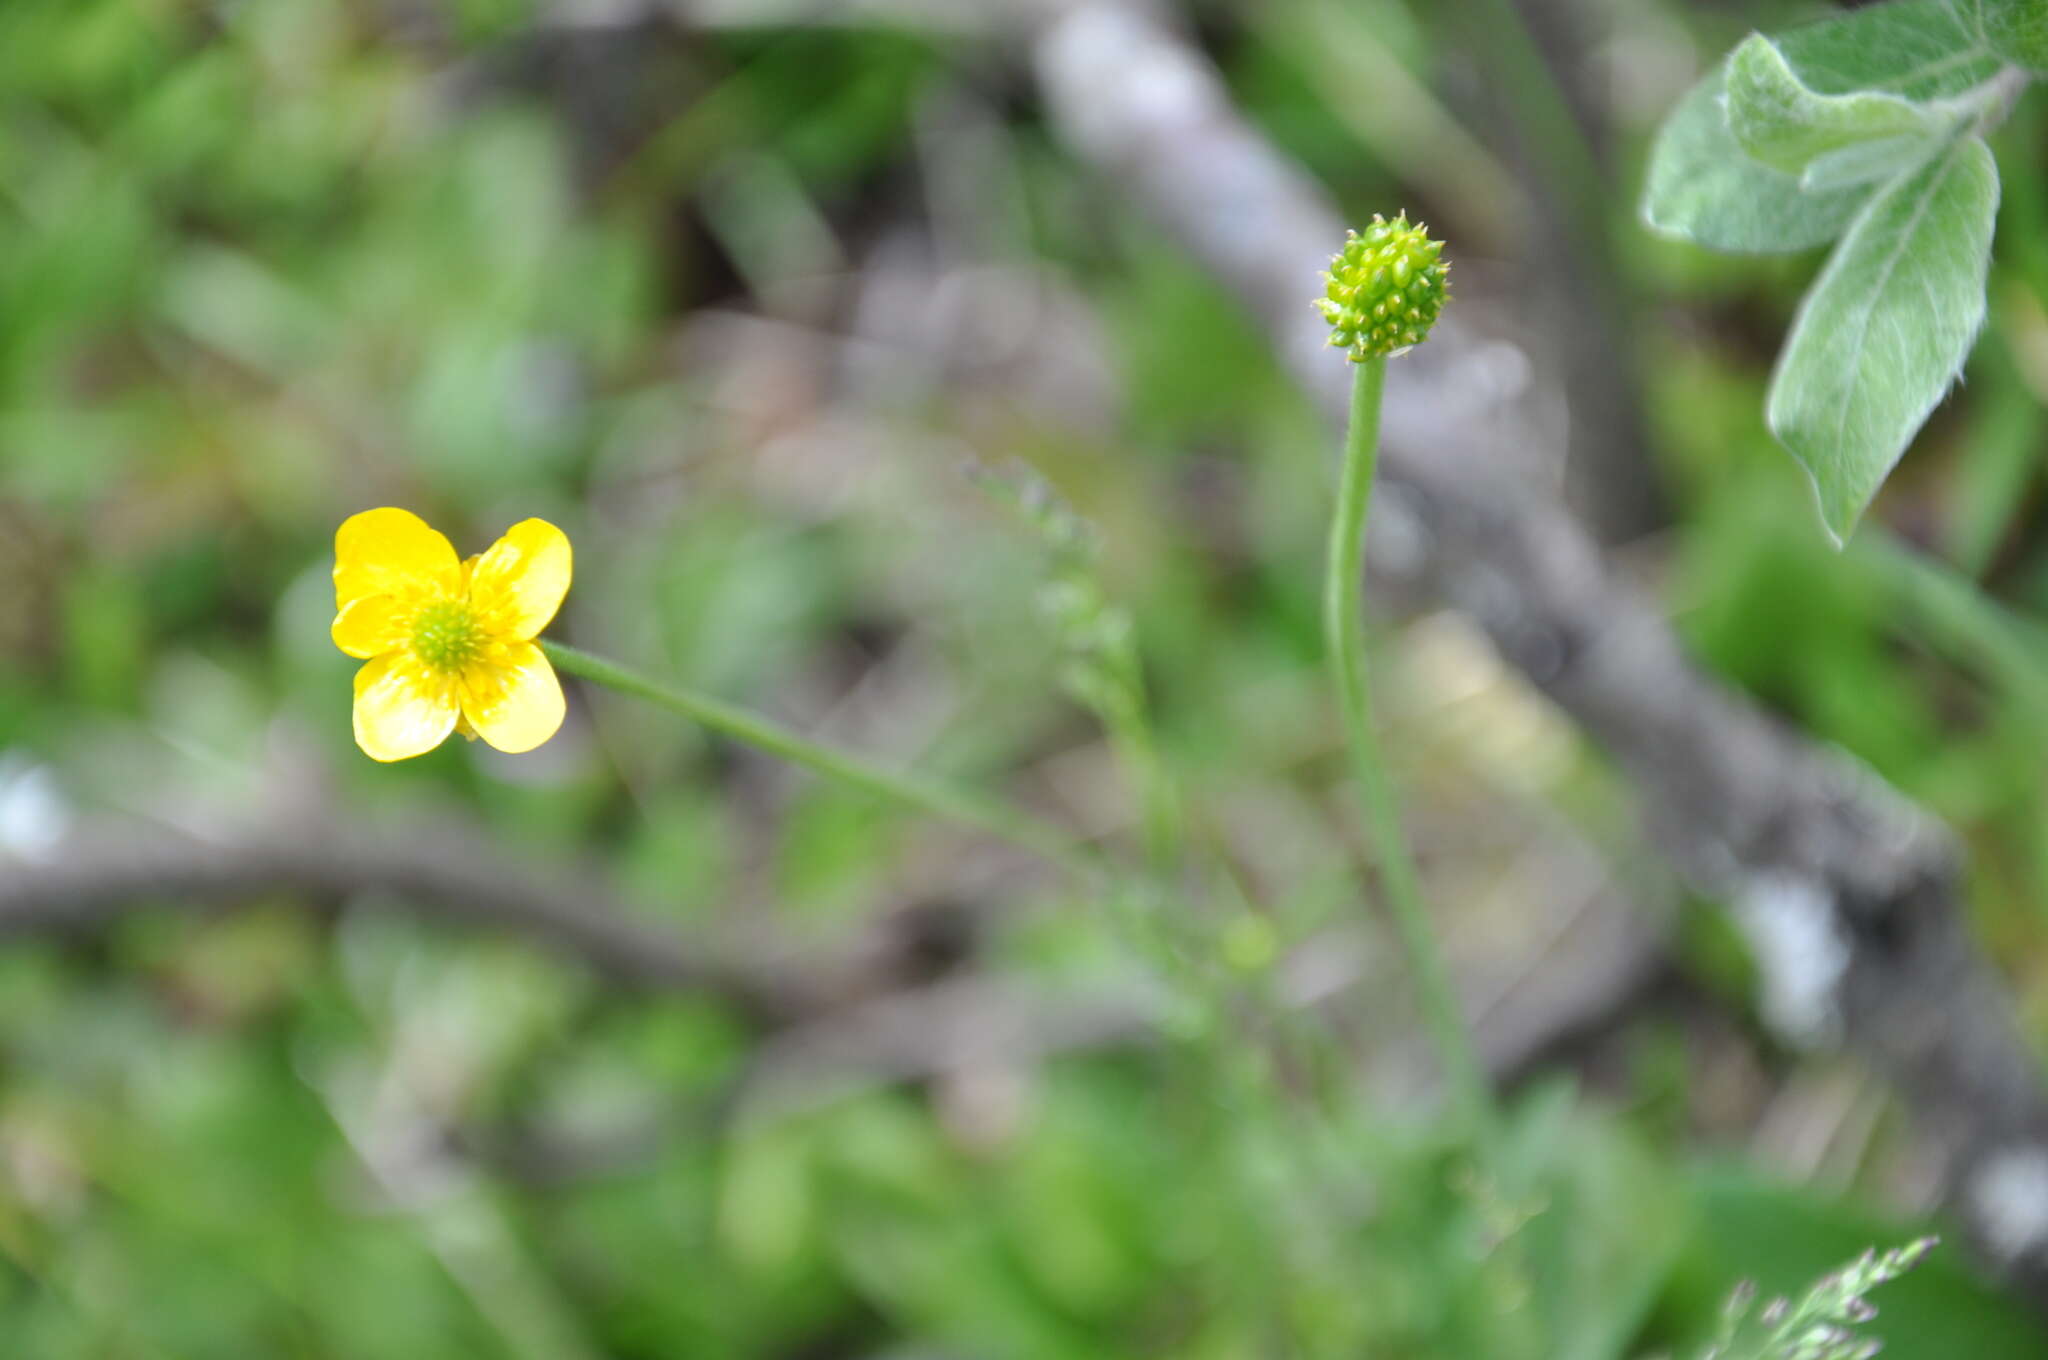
[1368,484,1427,576]
[1972,1148,2048,1261]
[1042,7,1211,148]
[936,1062,1032,1153]
[1456,340,1533,408]
[1732,873,1846,1046]
[0,755,68,862]
[1589,15,1701,124]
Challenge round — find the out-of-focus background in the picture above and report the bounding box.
[8,0,2048,1354]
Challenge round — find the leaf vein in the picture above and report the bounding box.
[1823,150,1961,454]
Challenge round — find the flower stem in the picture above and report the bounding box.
[1323,358,1495,1136]
[538,639,1100,879]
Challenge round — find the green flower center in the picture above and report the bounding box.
[411,599,482,673]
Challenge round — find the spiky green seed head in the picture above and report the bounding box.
[1315,214,1450,362]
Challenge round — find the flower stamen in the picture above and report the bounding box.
[410,599,483,673]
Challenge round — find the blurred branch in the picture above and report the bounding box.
[0,816,863,1024]
[446,973,1162,1186]
[729,972,1160,1118]
[1032,0,2048,1300]
[0,797,1644,1193]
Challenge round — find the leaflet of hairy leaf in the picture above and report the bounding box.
[1800,135,1941,191]
[1640,0,1992,252]
[1766,138,1998,544]
[1724,34,1943,175]
[1640,66,1867,252]
[1952,0,2048,72]
[1774,0,2000,97]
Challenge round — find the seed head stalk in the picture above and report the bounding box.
[1326,359,1495,1139]
[1316,217,1494,1138]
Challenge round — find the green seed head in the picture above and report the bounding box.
[411,599,482,673]
[1315,214,1450,362]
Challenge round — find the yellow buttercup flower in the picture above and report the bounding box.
[332,508,572,762]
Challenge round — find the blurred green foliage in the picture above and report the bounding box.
[4,0,2048,1354]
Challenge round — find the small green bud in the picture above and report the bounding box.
[1315,213,1450,362]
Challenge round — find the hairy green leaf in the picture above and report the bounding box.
[1724,34,1943,175]
[1774,0,2001,98]
[1956,0,2048,73]
[1640,67,1869,252]
[1767,137,1999,544]
[1799,134,1943,191]
[1641,0,2002,253]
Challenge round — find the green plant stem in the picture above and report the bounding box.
[1323,357,1496,1137]
[538,639,1100,879]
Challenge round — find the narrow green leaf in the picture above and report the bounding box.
[1766,137,1999,545]
[1724,34,1942,176]
[1640,66,1868,252]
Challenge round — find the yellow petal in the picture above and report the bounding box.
[467,518,571,640]
[352,652,460,762]
[331,594,411,659]
[335,508,461,611]
[459,643,566,754]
